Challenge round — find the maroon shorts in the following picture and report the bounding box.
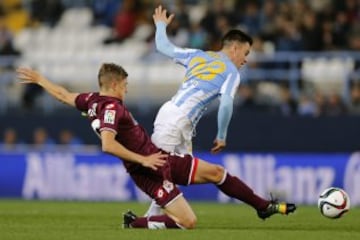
[130,154,199,207]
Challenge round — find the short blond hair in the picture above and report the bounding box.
[97,63,128,89]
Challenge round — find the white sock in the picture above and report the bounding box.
[148,221,166,229]
[144,200,162,217]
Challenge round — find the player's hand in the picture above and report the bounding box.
[211,139,226,154]
[142,151,167,170]
[16,67,44,84]
[153,5,175,25]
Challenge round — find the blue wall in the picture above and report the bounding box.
[1,151,360,205]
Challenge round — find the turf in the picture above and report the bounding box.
[0,200,358,240]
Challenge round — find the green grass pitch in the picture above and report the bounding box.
[0,200,359,240]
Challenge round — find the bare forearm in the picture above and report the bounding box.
[102,140,145,165]
[39,80,66,102]
[16,67,77,106]
[100,130,166,171]
[38,78,77,107]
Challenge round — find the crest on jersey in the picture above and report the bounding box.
[104,110,116,124]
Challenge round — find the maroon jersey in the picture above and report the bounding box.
[75,92,159,173]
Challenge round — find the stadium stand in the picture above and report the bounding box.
[0,0,359,115]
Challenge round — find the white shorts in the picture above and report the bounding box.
[151,101,193,155]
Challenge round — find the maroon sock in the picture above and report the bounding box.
[217,173,269,211]
[131,215,181,229]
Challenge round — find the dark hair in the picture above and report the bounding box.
[98,63,128,88]
[221,29,253,47]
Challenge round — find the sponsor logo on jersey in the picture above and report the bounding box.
[156,189,164,198]
[104,110,116,124]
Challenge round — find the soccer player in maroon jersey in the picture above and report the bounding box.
[16,63,296,229]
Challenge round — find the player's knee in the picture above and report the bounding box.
[178,215,197,229]
[215,165,225,182]
[207,164,225,183]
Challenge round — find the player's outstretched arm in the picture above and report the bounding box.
[153,5,177,58]
[16,67,79,107]
[101,130,167,170]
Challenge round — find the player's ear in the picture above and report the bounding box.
[232,44,237,58]
[232,42,238,52]
[110,79,117,90]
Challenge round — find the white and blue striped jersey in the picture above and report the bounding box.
[170,49,240,126]
[154,21,240,141]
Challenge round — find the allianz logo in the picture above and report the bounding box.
[21,152,148,201]
[218,153,360,205]
[20,152,360,205]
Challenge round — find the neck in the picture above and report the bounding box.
[99,91,122,101]
[220,48,232,60]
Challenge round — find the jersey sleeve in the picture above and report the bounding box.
[155,21,199,67]
[75,93,93,112]
[216,94,233,141]
[219,72,241,98]
[173,48,201,67]
[98,102,123,134]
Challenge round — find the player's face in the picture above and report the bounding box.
[233,42,251,68]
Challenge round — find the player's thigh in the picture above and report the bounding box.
[193,159,225,184]
[163,195,197,229]
[169,155,224,185]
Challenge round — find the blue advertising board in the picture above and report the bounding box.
[0,151,359,205]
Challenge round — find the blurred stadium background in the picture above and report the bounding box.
[0,0,360,207]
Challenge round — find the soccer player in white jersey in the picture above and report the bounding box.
[151,6,251,156]
[145,5,252,217]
